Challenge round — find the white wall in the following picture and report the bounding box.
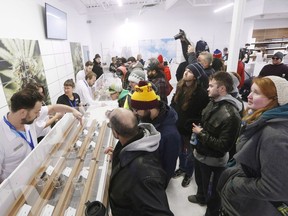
[89,1,235,64]
[0,0,93,115]
[87,0,288,64]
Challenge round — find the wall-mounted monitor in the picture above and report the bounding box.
[45,3,67,40]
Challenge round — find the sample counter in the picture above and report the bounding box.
[0,104,117,216]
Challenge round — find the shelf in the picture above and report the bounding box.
[251,40,288,45]
[252,47,287,51]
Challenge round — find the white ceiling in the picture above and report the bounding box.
[57,0,288,20]
[57,0,235,16]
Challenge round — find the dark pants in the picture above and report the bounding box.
[178,135,194,177]
[194,158,225,216]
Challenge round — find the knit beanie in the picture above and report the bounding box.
[157,54,164,64]
[128,68,146,83]
[109,82,122,94]
[146,58,160,71]
[273,52,284,60]
[186,63,206,79]
[213,49,222,59]
[131,81,159,110]
[267,76,288,106]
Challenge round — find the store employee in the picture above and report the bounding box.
[0,88,83,183]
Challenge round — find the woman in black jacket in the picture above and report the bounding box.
[171,63,209,187]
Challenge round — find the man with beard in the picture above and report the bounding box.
[146,58,168,104]
[75,72,97,106]
[130,81,181,185]
[0,88,83,182]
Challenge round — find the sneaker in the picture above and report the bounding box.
[181,175,191,187]
[173,169,185,178]
[188,195,206,206]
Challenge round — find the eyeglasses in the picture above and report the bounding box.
[272,57,279,60]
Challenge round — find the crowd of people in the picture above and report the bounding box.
[1,30,288,216]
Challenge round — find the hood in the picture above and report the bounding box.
[122,123,160,153]
[215,94,243,112]
[131,61,144,71]
[262,103,288,120]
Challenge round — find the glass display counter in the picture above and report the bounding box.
[0,105,117,216]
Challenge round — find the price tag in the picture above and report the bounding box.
[40,204,54,216]
[46,165,54,176]
[64,207,76,216]
[89,141,96,148]
[80,167,89,179]
[62,167,72,177]
[76,140,82,147]
[16,204,31,216]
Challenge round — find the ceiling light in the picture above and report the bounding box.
[214,3,234,13]
[117,0,123,7]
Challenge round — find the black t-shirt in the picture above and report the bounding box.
[56,93,81,108]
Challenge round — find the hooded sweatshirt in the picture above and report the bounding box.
[109,123,174,216]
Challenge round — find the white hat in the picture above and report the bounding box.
[128,68,146,84]
[267,76,288,106]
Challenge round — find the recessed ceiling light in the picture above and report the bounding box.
[214,3,234,13]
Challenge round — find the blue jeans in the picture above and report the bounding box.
[178,135,194,177]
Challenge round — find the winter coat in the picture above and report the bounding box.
[195,95,242,166]
[109,123,173,216]
[171,84,209,137]
[218,104,288,216]
[151,101,181,180]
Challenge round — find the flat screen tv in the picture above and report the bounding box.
[45,3,67,40]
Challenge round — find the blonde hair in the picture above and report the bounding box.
[243,77,278,124]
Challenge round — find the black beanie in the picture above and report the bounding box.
[186,63,205,79]
[186,63,208,88]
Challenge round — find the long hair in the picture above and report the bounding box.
[173,78,197,111]
[242,77,278,124]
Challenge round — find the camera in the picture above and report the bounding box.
[174,29,185,40]
[174,29,191,45]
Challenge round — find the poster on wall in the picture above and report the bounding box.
[0,38,51,106]
[138,38,176,65]
[70,42,84,77]
[82,45,90,63]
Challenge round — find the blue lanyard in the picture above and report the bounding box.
[3,116,34,150]
[68,98,76,108]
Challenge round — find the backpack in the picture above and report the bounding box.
[196,40,210,56]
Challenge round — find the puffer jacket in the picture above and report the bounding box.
[218,104,288,216]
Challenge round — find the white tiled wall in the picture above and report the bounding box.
[39,40,76,106]
[0,39,77,116]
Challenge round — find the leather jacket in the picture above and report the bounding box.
[196,99,241,158]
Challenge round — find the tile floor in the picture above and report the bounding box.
[166,173,206,216]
